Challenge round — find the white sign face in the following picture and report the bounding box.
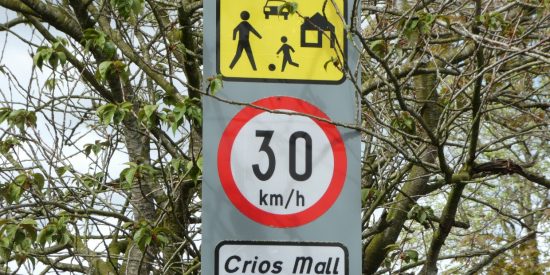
[218,96,347,227]
[231,111,333,215]
[216,241,348,275]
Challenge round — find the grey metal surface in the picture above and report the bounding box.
[203,0,361,273]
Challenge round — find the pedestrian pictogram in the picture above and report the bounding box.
[217,0,347,83]
[229,11,262,71]
[217,96,347,227]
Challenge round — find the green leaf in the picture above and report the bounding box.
[33,46,50,70]
[56,166,69,176]
[111,0,144,19]
[4,183,22,203]
[187,98,202,124]
[173,103,187,122]
[33,52,44,70]
[403,250,419,263]
[419,211,427,223]
[98,61,113,80]
[154,233,170,246]
[409,19,419,30]
[19,218,36,226]
[142,104,157,119]
[19,218,37,229]
[0,138,19,154]
[369,40,387,57]
[45,78,56,91]
[383,258,391,269]
[19,219,37,242]
[122,166,137,187]
[32,173,45,190]
[26,112,37,128]
[120,162,140,188]
[57,52,67,65]
[92,144,102,155]
[131,0,143,16]
[390,112,416,135]
[28,257,36,269]
[33,44,66,70]
[0,107,11,124]
[208,74,223,95]
[81,173,103,188]
[83,28,117,58]
[0,237,10,261]
[96,103,117,125]
[4,224,18,240]
[186,159,202,183]
[7,109,37,131]
[119,101,133,111]
[48,54,59,69]
[134,225,152,251]
[162,93,181,106]
[151,227,172,247]
[112,109,125,124]
[280,2,298,14]
[37,226,55,246]
[59,231,72,245]
[196,157,203,172]
[103,41,116,58]
[83,144,93,156]
[170,158,183,172]
[14,174,28,185]
[407,205,434,227]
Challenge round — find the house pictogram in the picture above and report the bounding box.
[300,13,335,48]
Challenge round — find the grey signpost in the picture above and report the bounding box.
[203,0,361,274]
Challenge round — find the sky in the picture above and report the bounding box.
[0,9,128,274]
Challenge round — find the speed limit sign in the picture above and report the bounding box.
[218,96,347,227]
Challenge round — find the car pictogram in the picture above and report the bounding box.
[263,0,289,20]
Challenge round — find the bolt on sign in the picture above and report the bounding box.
[217,0,346,83]
[203,0,361,274]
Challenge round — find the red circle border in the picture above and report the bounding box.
[217,96,347,228]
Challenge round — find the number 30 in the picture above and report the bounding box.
[252,130,312,181]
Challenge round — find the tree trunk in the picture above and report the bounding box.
[123,105,157,274]
[364,73,441,273]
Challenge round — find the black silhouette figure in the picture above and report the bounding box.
[276,36,299,72]
[229,11,262,71]
[300,13,335,48]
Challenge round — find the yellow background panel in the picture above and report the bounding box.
[218,0,346,82]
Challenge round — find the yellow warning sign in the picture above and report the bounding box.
[217,0,346,83]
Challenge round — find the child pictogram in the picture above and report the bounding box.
[276,36,299,72]
[229,11,262,71]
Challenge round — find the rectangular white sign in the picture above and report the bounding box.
[216,241,348,275]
